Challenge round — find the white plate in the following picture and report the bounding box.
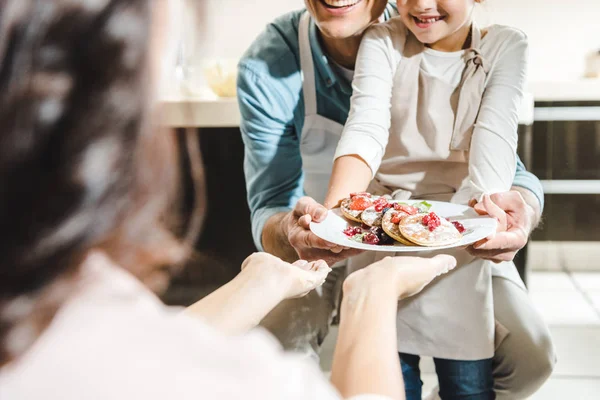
[310,200,497,252]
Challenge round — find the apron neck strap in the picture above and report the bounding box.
[299,12,317,116]
[469,22,482,50]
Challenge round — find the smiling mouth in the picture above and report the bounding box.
[412,15,446,28]
[320,0,362,9]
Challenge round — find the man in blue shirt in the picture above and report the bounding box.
[238,1,554,398]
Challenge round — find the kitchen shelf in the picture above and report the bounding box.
[541,180,600,195]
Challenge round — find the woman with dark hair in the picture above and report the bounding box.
[0,1,456,399]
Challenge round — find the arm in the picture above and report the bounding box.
[330,255,457,399]
[325,155,373,208]
[453,31,529,204]
[238,58,362,265]
[513,156,543,228]
[325,25,399,208]
[184,253,331,335]
[237,64,303,256]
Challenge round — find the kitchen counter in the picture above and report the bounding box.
[159,80,600,128]
[160,92,240,128]
[528,79,600,102]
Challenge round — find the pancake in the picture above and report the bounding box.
[361,206,386,227]
[340,197,366,223]
[399,213,462,247]
[381,209,416,246]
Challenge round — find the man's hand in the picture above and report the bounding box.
[467,190,540,263]
[278,197,363,266]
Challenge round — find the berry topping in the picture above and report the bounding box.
[373,197,390,212]
[422,212,441,232]
[451,221,466,233]
[378,231,394,245]
[393,203,419,215]
[343,226,363,236]
[362,232,380,245]
[390,212,403,224]
[349,196,373,211]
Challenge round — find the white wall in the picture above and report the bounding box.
[187,0,600,81]
[180,0,304,62]
[474,0,600,81]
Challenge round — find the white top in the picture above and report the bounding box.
[0,252,390,400]
[335,19,528,203]
[421,48,466,87]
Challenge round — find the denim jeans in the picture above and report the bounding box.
[400,353,495,400]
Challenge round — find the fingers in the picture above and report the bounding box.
[489,191,526,213]
[473,230,526,251]
[479,195,508,232]
[294,197,328,222]
[466,246,517,263]
[295,260,332,285]
[292,259,311,271]
[295,228,339,251]
[297,214,312,229]
[427,254,458,276]
[293,259,331,273]
[309,259,332,273]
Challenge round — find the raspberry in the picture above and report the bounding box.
[374,203,387,212]
[362,232,380,245]
[373,198,390,212]
[343,226,355,236]
[391,211,408,224]
[344,226,363,236]
[451,221,466,233]
[422,212,441,232]
[349,197,373,211]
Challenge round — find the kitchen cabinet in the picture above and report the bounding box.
[524,101,600,243]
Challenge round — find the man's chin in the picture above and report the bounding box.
[317,22,362,40]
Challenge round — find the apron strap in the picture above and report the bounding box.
[299,12,318,116]
[451,23,489,150]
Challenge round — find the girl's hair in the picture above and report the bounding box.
[0,0,186,366]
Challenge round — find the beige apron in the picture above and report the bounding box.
[298,13,344,204]
[348,25,496,360]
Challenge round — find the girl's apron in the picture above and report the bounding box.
[349,24,496,360]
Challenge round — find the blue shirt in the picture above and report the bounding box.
[237,6,544,250]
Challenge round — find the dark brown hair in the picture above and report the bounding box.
[0,0,185,366]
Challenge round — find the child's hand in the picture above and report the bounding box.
[282,196,363,266]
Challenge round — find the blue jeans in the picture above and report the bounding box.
[400,353,495,400]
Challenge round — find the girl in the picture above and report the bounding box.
[325,0,527,399]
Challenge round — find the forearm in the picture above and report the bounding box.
[184,268,284,335]
[331,287,404,399]
[325,155,373,209]
[511,185,542,231]
[261,212,299,263]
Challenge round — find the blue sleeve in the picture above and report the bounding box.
[513,155,544,211]
[237,65,305,251]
